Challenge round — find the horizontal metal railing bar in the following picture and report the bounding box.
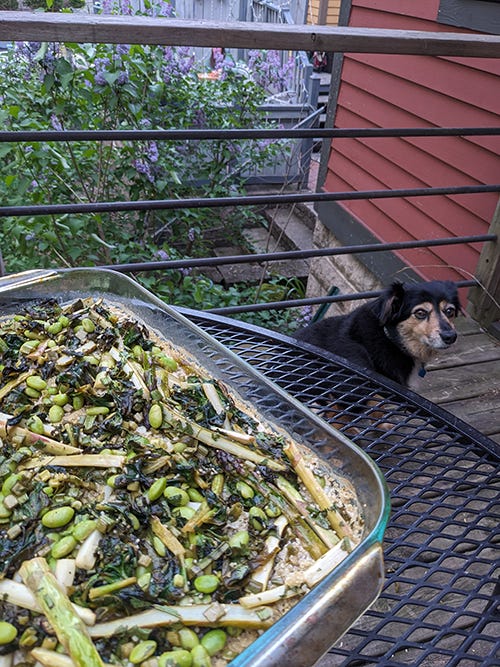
[1,127,500,143]
[1,185,499,218]
[205,280,477,314]
[1,13,500,57]
[102,235,496,273]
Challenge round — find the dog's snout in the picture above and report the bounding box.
[440,329,457,345]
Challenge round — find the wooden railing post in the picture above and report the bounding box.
[467,197,500,337]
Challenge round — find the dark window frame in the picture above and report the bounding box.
[437,0,500,34]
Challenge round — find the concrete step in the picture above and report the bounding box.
[242,225,310,279]
[261,206,315,247]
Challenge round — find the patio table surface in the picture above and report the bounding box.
[180,307,499,667]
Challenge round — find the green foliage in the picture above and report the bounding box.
[0,10,302,332]
[137,272,309,333]
[23,0,85,9]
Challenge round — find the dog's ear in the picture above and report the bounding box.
[372,281,406,325]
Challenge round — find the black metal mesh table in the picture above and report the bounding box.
[181,308,500,667]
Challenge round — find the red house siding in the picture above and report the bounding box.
[323,0,500,285]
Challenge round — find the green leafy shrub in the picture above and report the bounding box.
[0,3,304,332]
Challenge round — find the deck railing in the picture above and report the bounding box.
[0,11,499,328]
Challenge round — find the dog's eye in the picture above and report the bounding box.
[443,306,456,318]
[413,309,429,320]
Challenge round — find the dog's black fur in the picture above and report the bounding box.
[294,281,461,386]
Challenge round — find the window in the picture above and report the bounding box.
[437,0,500,34]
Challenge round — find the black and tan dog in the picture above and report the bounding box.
[295,280,461,387]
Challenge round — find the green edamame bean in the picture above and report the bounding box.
[46,320,63,335]
[26,375,47,391]
[51,535,77,559]
[153,351,178,371]
[228,530,249,551]
[249,506,268,531]
[265,501,282,518]
[27,415,45,435]
[200,629,227,657]
[178,628,199,651]
[190,645,211,667]
[25,386,41,399]
[73,395,85,410]
[158,649,193,667]
[147,477,167,502]
[0,621,17,645]
[193,574,219,594]
[72,519,98,542]
[2,473,21,497]
[129,640,157,664]
[153,536,166,557]
[41,505,75,529]
[48,404,64,423]
[164,486,190,507]
[187,487,205,503]
[236,480,254,499]
[51,392,69,407]
[86,406,110,416]
[149,404,163,430]
[81,317,95,333]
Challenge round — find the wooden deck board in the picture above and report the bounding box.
[418,317,500,444]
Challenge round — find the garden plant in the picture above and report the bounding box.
[0,0,308,331]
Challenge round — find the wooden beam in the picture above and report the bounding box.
[468,198,500,336]
[0,12,500,57]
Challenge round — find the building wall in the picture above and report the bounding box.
[318,0,500,288]
[307,0,341,26]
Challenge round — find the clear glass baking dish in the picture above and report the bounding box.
[0,267,390,667]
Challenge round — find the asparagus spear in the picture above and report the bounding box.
[88,603,274,638]
[0,578,95,625]
[283,440,353,539]
[19,557,104,667]
[161,403,287,471]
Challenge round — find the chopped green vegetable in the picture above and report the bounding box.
[0,296,363,667]
[19,557,104,667]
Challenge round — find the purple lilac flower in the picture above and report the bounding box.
[257,138,274,150]
[133,159,154,183]
[247,49,293,93]
[177,47,195,75]
[120,0,133,15]
[50,114,63,131]
[155,249,170,261]
[298,305,313,326]
[116,43,130,56]
[147,0,174,17]
[102,0,113,13]
[116,70,129,85]
[146,141,159,163]
[94,57,111,86]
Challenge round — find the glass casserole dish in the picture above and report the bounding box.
[0,268,390,667]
